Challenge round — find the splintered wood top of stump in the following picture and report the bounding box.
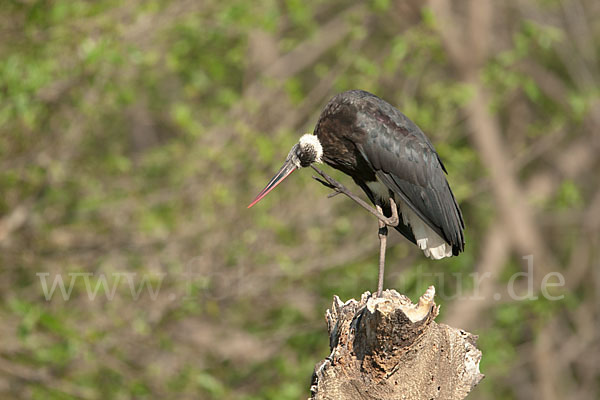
[310,287,484,400]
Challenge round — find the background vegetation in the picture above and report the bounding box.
[1,0,598,399]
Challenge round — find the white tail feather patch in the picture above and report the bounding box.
[398,201,452,260]
[365,180,452,259]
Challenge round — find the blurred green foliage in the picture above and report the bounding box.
[1,0,598,399]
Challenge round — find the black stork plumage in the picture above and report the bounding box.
[248,90,464,296]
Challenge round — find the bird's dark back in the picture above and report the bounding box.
[314,90,442,178]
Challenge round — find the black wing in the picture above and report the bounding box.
[353,95,465,254]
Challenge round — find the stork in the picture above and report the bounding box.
[248,90,464,296]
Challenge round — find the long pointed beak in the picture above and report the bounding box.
[248,159,297,208]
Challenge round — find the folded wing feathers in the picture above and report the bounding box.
[360,135,464,256]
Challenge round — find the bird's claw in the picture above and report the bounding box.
[312,175,343,198]
[386,197,400,227]
[312,176,337,190]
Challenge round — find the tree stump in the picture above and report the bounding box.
[309,287,484,400]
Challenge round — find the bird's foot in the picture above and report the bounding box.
[386,197,400,227]
[311,165,399,227]
[312,176,338,191]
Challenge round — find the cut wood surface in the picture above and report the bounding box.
[310,287,483,400]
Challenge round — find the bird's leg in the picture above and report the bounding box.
[311,165,399,227]
[311,165,400,297]
[376,205,388,297]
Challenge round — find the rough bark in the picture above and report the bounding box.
[309,287,483,400]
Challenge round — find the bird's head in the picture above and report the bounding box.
[248,134,323,208]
